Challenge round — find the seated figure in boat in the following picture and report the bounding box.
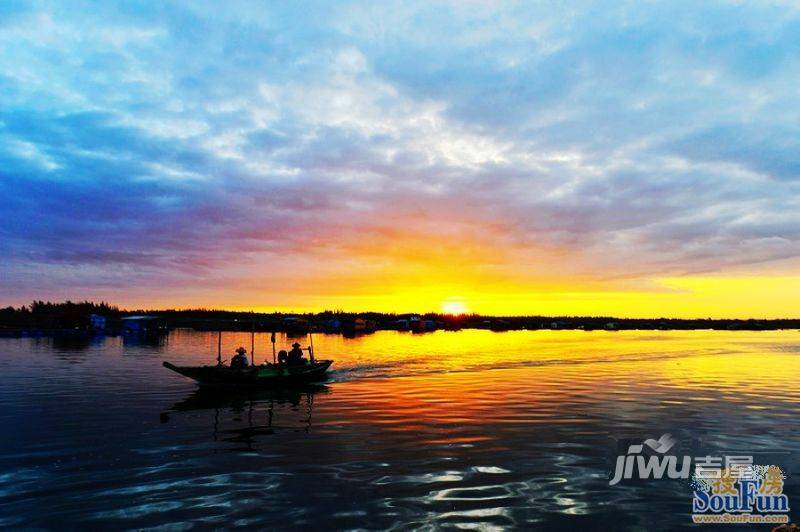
[231,346,249,368]
[287,342,307,366]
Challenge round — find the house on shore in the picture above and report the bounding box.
[121,315,167,335]
[89,314,107,331]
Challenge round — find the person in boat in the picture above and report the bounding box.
[231,346,249,368]
[287,342,307,366]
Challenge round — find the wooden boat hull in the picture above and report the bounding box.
[163,360,333,387]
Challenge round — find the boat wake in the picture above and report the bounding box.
[324,347,738,383]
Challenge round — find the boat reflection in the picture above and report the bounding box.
[160,385,329,449]
[122,331,168,349]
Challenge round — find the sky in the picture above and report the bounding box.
[2,1,800,317]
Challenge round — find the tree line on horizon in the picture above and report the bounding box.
[1,300,799,332]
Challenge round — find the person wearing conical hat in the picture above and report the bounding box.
[231,346,249,368]
[288,342,305,365]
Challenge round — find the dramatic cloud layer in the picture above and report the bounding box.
[2,1,800,315]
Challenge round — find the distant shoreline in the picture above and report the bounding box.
[1,301,799,337]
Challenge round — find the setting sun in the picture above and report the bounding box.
[441,300,468,315]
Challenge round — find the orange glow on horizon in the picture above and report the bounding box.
[52,231,800,319]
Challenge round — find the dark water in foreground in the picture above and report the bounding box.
[1,329,799,530]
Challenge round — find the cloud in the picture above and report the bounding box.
[2,1,800,309]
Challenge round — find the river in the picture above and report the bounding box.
[1,329,798,529]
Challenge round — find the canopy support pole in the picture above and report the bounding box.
[251,321,255,366]
[217,330,222,366]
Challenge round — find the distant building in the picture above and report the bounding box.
[407,316,436,332]
[282,317,309,334]
[89,314,107,331]
[321,319,342,333]
[394,319,410,331]
[121,315,166,334]
[342,317,377,334]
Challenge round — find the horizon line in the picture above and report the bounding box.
[7,300,800,322]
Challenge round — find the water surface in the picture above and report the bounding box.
[1,329,799,529]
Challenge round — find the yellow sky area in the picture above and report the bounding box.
[259,231,800,318]
[109,232,800,318]
[196,274,800,319]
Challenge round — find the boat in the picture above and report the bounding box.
[163,330,333,387]
[163,359,333,387]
